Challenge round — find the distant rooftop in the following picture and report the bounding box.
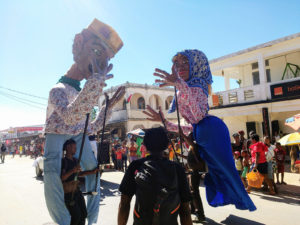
[104,82,173,93]
[209,32,300,64]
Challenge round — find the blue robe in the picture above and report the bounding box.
[193,115,256,211]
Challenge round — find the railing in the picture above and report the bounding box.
[108,110,127,123]
[210,76,300,107]
[128,109,177,120]
[210,85,263,107]
[108,109,177,122]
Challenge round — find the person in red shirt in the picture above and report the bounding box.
[274,142,286,185]
[115,146,124,171]
[247,134,275,195]
[140,144,147,158]
[129,141,137,162]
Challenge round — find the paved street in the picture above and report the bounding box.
[0,156,300,225]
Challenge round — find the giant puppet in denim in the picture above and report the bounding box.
[143,49,256,212]
[43,19,125,225]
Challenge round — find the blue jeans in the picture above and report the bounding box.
[267,161,273,179]
[44,133,100,225]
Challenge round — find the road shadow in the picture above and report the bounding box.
[220,215,265,225]
[276,184,300,198]
[250,192,300,205]
[100,179,120,203]
[193,217,221,224]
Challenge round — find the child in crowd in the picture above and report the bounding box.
[61,139,98,225]
[111,145,117,169]
[115,146,124,171]
[168,140,175,161]
[174,143,182,163]
[129,141,137,162]
[121,141,128,171]
[140,143,147,158]
[274,142,287,185]
[241,150,250,188]
[234,151,243,177]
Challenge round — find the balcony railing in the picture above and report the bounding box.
[209,77,300,108]
[108,109,177,123]
[210,85,263,107]
[108,110,127,123]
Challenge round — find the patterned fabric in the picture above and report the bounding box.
[45,73,111,135]
[169,49,213,113]
[165,78,208,134]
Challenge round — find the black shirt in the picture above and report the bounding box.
[231,142,243,154]
[119,155,191,203]
[1,145,6,152]
[61,157,78,182]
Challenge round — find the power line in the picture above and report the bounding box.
[0,86,48,100]
[0,92,46,110]
[0,92,45,110]
[0,91,47,106]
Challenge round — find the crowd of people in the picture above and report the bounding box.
[231,130,291,195]
[110,139,148,172]
[108,135,195,172]
[0,138,44,163]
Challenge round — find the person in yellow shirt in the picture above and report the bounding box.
[19,145,23,157]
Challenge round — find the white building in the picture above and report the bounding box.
[100,83,178,139]
[208,33,300,139]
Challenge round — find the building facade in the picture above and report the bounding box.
[100,83,178,139]
[208,33,300,139]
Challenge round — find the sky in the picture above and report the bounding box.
[0,0,299,130]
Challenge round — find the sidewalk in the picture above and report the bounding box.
[276,171,300,197]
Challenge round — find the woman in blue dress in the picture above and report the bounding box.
[143,49,256,212]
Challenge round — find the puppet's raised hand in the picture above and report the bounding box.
[107,86,126,109]
[142,105,165,122]
[154,66,178,88]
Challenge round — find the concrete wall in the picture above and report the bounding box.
[269,56,286,82]
[223,114,263,141]
[217,108,300,142]
[210,98,300,141]
[222,111,297,142]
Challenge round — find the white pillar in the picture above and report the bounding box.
[225,74,230,91]
[258,53,267,100]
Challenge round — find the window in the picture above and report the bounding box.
[252,61,260,85]
[252,62,258,70]
[266,69,271,83]
[137,97,145,109]
[155,97,159,109]
[123,100,127,110]
[165,97,173,110]
[252,71,260,85]
[265,60,269,67]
